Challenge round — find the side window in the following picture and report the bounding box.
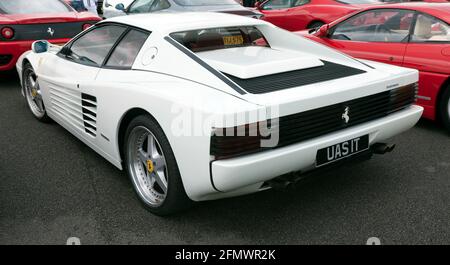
[262,0,293,10]
[331,9,414,43]
[128,0,155,13]
[150,0,170,12]
[411,14,450,43]
[105,29,150,69]
[66,25,126,67]
[293,0,310,7]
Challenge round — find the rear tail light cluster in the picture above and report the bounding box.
[210,120,277,161]
[82,23,92,31]
[1,27,14,39]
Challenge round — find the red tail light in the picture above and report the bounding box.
[82,24,92,31]
[1,27,14,39]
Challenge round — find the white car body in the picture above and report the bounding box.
[17,13,422,206]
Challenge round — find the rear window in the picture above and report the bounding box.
[169,26,270,52]
[0,0,72,14]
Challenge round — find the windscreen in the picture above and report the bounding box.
[0,0,72,14]
[170,26,269,52]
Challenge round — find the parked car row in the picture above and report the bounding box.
[2,0,449,130]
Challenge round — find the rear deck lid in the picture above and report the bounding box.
[197,46,324,79]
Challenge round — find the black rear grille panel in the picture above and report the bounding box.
[211,84,417,160]
[0,54,12,66]
[0,21,98,41]
[224,60,366,94]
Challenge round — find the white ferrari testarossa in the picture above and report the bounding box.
[17,12,423,215]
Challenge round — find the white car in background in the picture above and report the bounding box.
[102,0,262,19]
[102,0,133,18]
[16,13,422,215]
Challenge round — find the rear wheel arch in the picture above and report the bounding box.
[118,108,192,214]
[22,58,31,69]
[118,108,154,165]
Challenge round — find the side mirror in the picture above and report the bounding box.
[32,40,49,54]
[115,3,125,11]
[317,24,330,38]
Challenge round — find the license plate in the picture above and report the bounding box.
[316,135,369,167]
[223,35,244,46]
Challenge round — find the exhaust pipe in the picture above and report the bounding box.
[371,143,396,155]
[266,144,394,190]
[267,172,301,190]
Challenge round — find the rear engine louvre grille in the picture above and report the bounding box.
[224,60,366,94]
[0,54,12,66]
[81,93,97,137]
[211,83,417,160]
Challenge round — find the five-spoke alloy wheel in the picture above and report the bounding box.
[127,126,169,207]
[124,115,192,215]
[23,63,50,122]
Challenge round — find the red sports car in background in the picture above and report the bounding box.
[255,0,382,31]
[0,0,100,71]
[299,3,450,131]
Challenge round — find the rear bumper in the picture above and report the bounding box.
[0,38,68,71]
[211,105,423,192]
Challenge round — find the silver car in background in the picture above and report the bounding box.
[102,0,262,18]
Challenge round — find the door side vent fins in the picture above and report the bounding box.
[81,93,97,137]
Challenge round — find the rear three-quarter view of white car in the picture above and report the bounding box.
[16,12,423,215]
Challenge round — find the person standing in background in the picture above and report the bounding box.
[82,0,98,16]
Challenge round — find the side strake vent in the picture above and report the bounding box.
[81,93,97,137]
[224,61,366,94]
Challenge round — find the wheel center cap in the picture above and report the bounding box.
[146,159,154,173]
[31,89,37,98]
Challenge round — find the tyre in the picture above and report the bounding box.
[307,21,325,30]
[23,63,51,122]
[439,85,450,133]
[124,114,192,215]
